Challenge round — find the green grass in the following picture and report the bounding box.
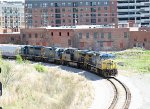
[16,55,23,64]
[114,48,150,74]
[34,64,48,73]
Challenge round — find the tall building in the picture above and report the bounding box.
[0,1,25,31]
[25,0,118,28]
[117,0,150,27]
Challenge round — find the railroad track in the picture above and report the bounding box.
[108,77,131,109]
[4,58,131,109]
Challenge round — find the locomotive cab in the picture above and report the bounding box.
[42,47,55,62]
[54,47,64,64]
[62,48,78,62]
[98,53,118,77]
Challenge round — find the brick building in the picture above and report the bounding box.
[129,31,150,50]
[25,0,117,27]
[20,25,132,51]
[0,32,20,44]
[20,27,75,48]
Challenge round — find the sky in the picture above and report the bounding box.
[0,0,24,2]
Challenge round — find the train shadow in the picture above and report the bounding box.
[41,62,103,81]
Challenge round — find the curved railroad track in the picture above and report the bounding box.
[108,77,131,109]
[4,58,131,109]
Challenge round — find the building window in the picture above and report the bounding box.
[120,42,123,48]
[51,32,53,36]
[86,19,89,22]
[62,8,65,12]
[35,33,38,38]
[55,8,60,13]
[62,2,66,6]
[98,2,101,5]
[59,32,61,36]
[104,18,107,22]
[144,38,147,42]
[51,9,53,12]
[56,19,61,24]
[104,1,108,5]
[104,13,107,16]
[85,2,89,6]
[86,14,89,16]
[29,34,31,38]
[100,42,103,47]
[43,3,48,7]
[143,43,145,47]
[11,37,14,41]
[86,33,89,39]
[67,32,69,36]
[94,32,97,39]
[124,32,128,38]
[63,19,65,23]
[108,32,111,39]
[68,19,71,23]
[68,2,72,6]
[80,8,83,11]
[50,3,54,6]
[28,4,32,8]
[91,19,96,23]
[51,20,54,23]
[40,33,43,38]
[101,32,104,38]
[112,18,115,22]
[79,33,82,39]
[80,2,83,5]
[104,7,107,10]
[98,13,101,16]
[134,38,137,41]
[98,7,101,11]
[55,3,61,7]
[91,8,96,12]
[22,34,26,38]
[91,2,96,6]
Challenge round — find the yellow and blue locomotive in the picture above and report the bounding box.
[0,44,118,77]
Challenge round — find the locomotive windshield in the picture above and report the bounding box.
[100,53,116,59]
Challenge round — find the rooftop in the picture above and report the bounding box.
[45,24,116,30]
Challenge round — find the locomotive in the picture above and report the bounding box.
[0,44,118,77]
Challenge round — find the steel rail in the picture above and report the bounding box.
[108,77,131,109]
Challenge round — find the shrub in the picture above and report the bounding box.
[34,64,48,73]
[16,55,23,64]
[1,62,14,88]
[0,52,2,63]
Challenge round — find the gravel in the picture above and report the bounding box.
[42,63,114,109]
[117,73,150,109]
[6,61,150,109]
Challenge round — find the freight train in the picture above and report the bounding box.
[0,44,118,77]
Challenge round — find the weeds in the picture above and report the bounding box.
[16,55,23,64]
[115,48,150,73]
[34,64,48,73]
[0,60,93,109]
[0,62,14,88]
